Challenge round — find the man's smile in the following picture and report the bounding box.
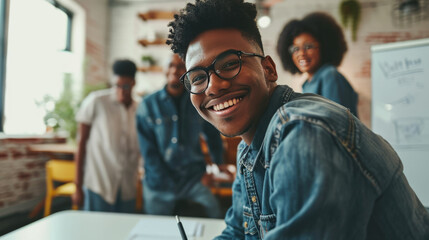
[212,97,242,111]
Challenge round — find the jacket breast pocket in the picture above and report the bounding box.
[243,206,258,237]
[259,214,276,239]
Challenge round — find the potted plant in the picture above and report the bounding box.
[339,0,361,41]
[141,55,157,67]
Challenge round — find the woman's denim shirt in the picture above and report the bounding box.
[216,85,429,239]
[303,64,358,117]
[136,87,223,191]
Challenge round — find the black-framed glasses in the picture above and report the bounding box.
[115,83,132,90]
[288,43,318,55]
[180,49,265,94]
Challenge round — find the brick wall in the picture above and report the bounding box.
[74,0,110,86]
[0,137,66,218]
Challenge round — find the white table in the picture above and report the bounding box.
[0,210,226,240]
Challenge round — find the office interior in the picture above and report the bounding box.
[1,0,429,237]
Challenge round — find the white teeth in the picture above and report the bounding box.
[213,97,241,111]
[299,60,308,66]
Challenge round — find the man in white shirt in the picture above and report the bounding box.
[72,59,141,212]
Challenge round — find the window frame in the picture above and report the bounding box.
[0,0,8,132]
[47,0,73,51]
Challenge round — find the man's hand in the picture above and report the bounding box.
[202,164,236,187]
[218,164,236,179]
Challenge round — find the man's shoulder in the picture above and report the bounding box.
[142,89,165,103]
[284,94,349,118]
[268,94,353,138]
[87,88,112,100]
[80,89,112,107]
[137,89,166,116]
[262,94,358,163]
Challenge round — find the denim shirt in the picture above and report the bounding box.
[303,64,358,117]
[216,85,429,239]
[136,87,223,191]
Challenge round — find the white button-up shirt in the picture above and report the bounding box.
[76,89,141,204]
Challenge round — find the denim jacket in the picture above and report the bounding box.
[136,87,223,191]
[216,85,429,239]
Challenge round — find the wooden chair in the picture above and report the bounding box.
[135,168,144,212]
[44,159,78,217]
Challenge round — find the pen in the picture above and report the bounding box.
[176,215,188,240]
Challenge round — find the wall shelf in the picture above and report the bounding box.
[138,39,167,47]
[138,66,163,73]
[138,11,175,21]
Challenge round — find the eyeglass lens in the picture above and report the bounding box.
[289,43,317,54]
[184,52,242,94]
[116,84,131,90]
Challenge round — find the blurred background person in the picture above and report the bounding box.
[136,54,225,218]
[277,12,358,117]
[73,59,141,213]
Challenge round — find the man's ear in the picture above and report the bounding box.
[262,55,278,83]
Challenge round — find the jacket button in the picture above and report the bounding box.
[251,196,257,203]
[244,221,248,228]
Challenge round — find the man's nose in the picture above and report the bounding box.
[204,73,231,96]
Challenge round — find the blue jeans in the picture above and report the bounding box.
[83,187,136,213]
[143,181,222,218]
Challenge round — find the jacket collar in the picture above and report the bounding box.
[239,85,295,171]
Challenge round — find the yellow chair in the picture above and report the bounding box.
[44,159,78,217]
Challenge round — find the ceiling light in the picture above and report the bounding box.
[257,15,271,28]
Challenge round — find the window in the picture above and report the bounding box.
[2,0,74,135]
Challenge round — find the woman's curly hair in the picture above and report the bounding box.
[167,0,264,60]
[276,12,348,74]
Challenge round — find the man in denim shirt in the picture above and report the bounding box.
[166,0,429,239]
[136,54,224,218]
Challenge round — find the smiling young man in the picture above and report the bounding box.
[167,0,429,239]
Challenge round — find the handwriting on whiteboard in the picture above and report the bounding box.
[378,57,424,81]
[392,118,429,148]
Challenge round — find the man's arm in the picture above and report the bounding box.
[72,123,91,207]
[265,122,375,239]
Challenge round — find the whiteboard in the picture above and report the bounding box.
[371,38,429,207]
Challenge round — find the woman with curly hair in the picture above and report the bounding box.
[277,12,358,117]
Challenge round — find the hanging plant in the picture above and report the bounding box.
[339,0,361,41]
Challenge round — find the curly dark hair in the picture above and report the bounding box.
[276,12,348,74]
[112,59,137,78]
[167,0,263,60]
